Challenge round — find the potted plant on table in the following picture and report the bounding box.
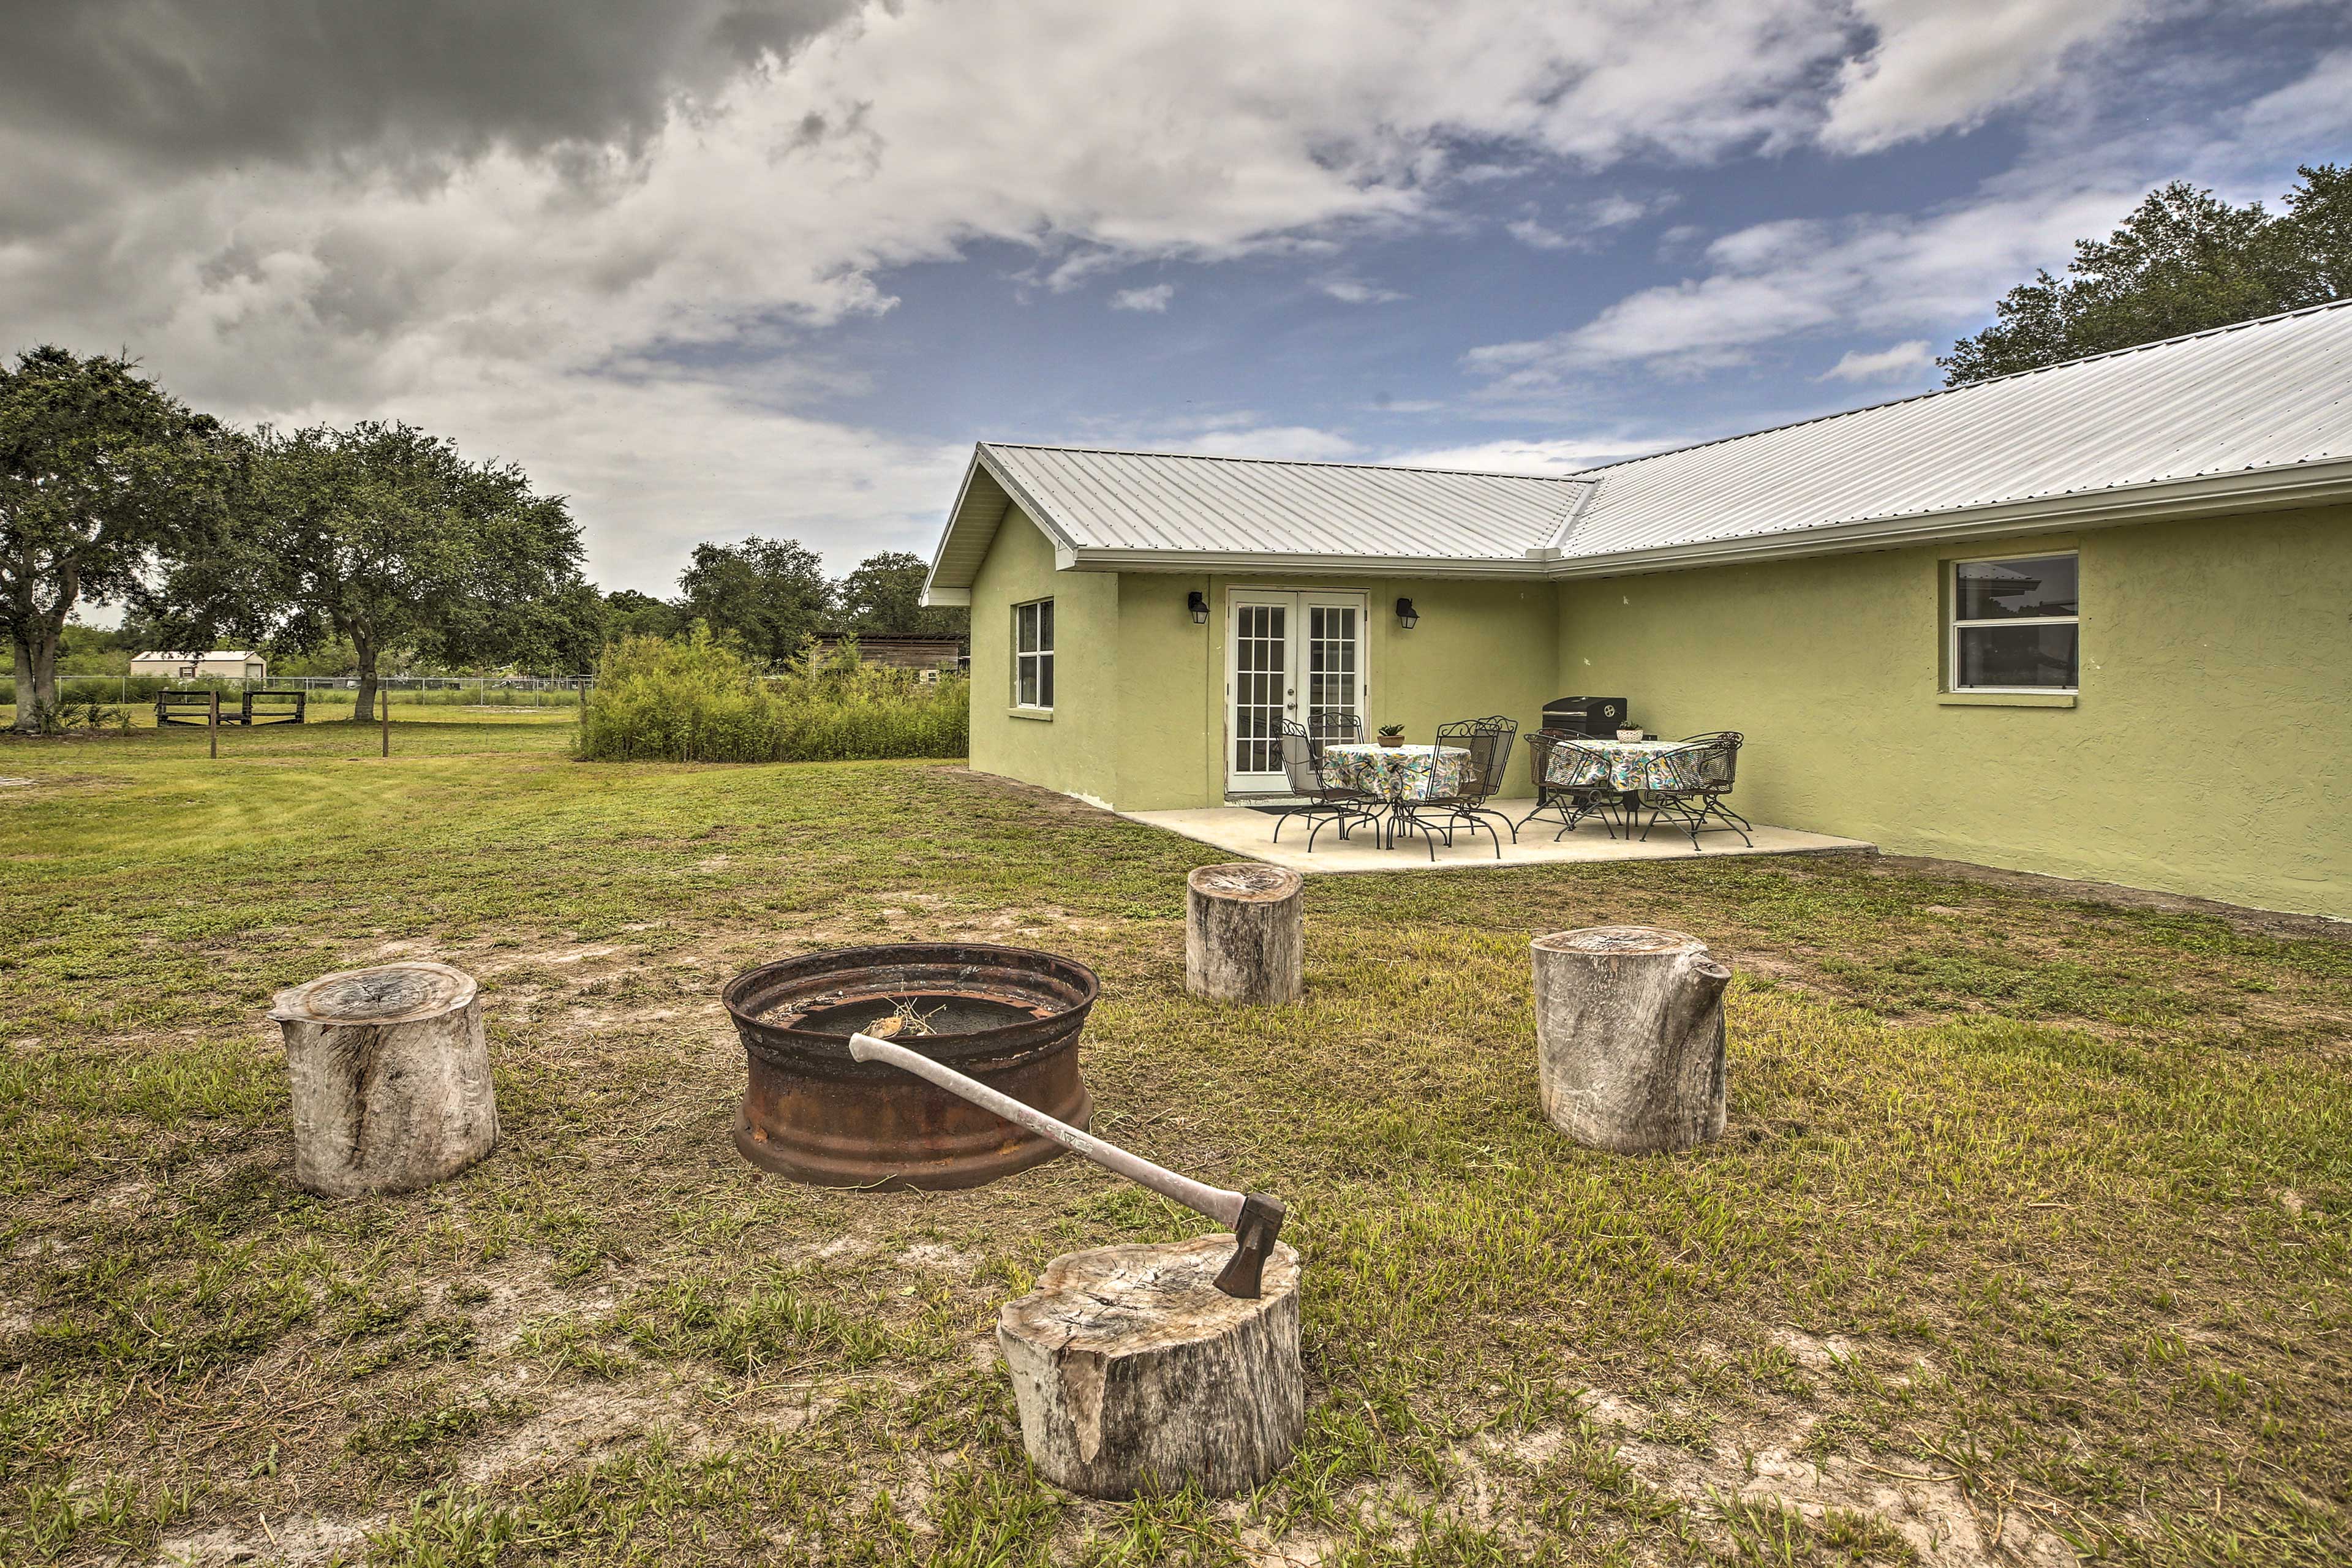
[1376,724,1406,748]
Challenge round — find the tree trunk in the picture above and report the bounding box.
[998,1234,1305,1499]
[353,635,379,724]
[30,623,58,723]
[1185,863,1305,1005]
[6,629,33,733]
[1531,926,1731,1153]
[270,962,497,1196]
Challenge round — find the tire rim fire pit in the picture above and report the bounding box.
[722,942,1098,1190]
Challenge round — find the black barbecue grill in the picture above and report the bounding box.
[1541,696,1629,737]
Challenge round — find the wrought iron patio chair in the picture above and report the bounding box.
[1272,717,1378,850]
[1636,731,1751,849]
[1400,716,1518,861]
[1521,728,1620,840]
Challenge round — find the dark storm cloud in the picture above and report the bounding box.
[0,0,852,178]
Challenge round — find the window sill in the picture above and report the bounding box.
[1938,691,2076,709]
[1007,706,1054,722]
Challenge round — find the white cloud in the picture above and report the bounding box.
[1821,0,2150,154]
[1381,432,1680,474]
[2236,46,2352,145]
[1508,192,1672,251]
[1111,282,1177,312]
[1318,275,1407,303]
[11,0,1934,586]
[1507,218,1577,251]
[0,0,2214,586]
[1466,187,2140,387]
[1058,408,1366,462]
[1184,425,1365,461]
[1819,339,1937,380]
[1588,193,1657,227]
[1462,28,2352,397]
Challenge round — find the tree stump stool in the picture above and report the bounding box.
[1185,862,1305,1005]
[1531,927,1731,1153]
[999,1234,1306,1498]
[270,962,497,1196]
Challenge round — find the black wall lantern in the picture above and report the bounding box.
[1187,590,1210,625]
[1395,596,1419,629]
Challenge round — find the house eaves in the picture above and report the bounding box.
[1541,453,2352,579]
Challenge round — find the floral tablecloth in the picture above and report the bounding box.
[1322,743,1469,802]
[1543,738,1703,794]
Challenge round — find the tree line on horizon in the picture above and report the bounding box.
[0,360,961,731]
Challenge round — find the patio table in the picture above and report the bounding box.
[1542,737,1700,794]
[1540,737,1708,837]
[1321,743,1469,850]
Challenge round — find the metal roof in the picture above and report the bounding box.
[924,300,2352,597]
[981,445,1595,559]
[1559,298,2352,563]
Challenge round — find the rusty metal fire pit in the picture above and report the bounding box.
[722,942,1098,1189]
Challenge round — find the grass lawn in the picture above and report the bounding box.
[1,715,2345,1566]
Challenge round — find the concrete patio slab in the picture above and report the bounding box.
[1120,796,1875,874]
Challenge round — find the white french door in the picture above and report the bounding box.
[1224,590,1368,794]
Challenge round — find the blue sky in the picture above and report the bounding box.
[6,1,2348,597]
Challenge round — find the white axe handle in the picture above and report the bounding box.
[848,1031,1245,1229]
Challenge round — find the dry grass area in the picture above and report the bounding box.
[1,717,2346,1567]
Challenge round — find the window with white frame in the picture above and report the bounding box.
[1950,553,2079,691]
[1013,598,1055,709]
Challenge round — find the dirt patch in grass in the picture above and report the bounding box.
[1867,853,2351,943]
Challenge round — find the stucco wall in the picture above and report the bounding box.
[967,508,1121,807]
[1109,572,1560,811]
[1553,506,2352,915]
[968,537,1562,812]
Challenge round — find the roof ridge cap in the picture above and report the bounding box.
[979,440,1597,484]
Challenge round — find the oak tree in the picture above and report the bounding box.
[1944,165,2352,384]
[0,347,239,730]
[165,421,586,722]
[834,549,966,638]
[677,535,831,665]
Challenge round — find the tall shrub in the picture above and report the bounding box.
[575,629,783,762]
[575,630,967,763]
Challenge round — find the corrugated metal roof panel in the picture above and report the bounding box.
[1559,299,2352,558]
[978,445,1594,560]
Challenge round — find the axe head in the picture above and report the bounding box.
[1211,1192,1286,1299]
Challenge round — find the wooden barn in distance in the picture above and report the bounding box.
[809,635,966,672]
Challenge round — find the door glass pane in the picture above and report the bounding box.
[1956,556,2077,619]
[1306,606,1360,738]
[1958,624,2078,688]
[1232,603,1288,775]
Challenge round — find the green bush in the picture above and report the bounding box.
[575,629,967,763]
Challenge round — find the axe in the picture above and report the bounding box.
[848,1031,1286,1298]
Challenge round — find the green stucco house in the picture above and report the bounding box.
[921,303,2352,916]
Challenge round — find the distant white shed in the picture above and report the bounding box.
[132,651,266,682]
